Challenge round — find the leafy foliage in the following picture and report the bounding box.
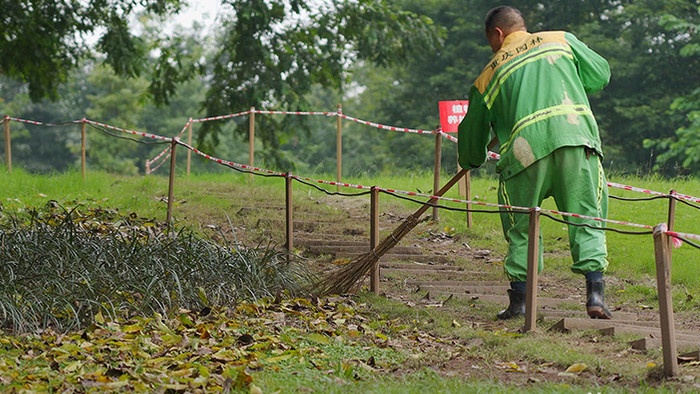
[644,7,700,174]
[197,0,444,165]
[2,0,699,176]
[0,202,313,333]
[352,0,700,175]
[0,0,184,100]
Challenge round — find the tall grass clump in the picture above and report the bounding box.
[0,203,314,334]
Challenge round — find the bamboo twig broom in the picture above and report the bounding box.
[316,168,469,295]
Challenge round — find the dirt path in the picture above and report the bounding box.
[201,188,700,388]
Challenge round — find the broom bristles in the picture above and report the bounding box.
[315,214,421,295]
[314,169,469,296]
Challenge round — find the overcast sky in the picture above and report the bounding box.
[176,0,224,29]
[169,0,225,36]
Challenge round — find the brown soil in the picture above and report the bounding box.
[191,188,700,390]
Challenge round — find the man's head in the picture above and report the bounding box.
[485,6,527,52]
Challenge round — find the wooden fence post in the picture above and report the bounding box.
[433,133,442,221]
[458,164,467,198]
[465,170,473,227]
[286,172,294,256]
[249,107,255,182]
[456,164,472,227]
[187,118,193,176]
[81,118,87,178]
[370,186,380,294]
[166,139,178,229]
[336,103,342,191]
[523,207,540,332]
[653,224,678,377]
[667,191,677,256]
[3,116,11,173]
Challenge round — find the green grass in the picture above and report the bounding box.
[1,166,697,290]
[1,166,698,392]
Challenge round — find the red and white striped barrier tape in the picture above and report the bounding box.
[146,120,192,170]
[85,120,172,142]
[608,182,700,203]
[379,187,656,230]
[147,150,172,174]
[672,191,700,204]
[175,138,286,177]
[147,140,173,168]
[460,150,699,203]
[655,223,700,245]
[9,117,81,127]
[5,114,700,205]
[439,131,458,143]
[666,230,700,243]
[192,110,252,123]
[255,110,335,116]
[338,114,439,135]
[291,175,373,191]
[171,141,671,233]
[607,182,668,198]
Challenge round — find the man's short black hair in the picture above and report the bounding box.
[485,6,526,33]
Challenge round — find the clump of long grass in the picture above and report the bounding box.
[0,203,314,333]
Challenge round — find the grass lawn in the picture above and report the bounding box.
[0,166,698,392]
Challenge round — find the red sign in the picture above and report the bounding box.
[438,100,469,133]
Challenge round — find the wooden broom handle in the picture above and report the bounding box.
[413,168,469,218]
[412,137,496,219]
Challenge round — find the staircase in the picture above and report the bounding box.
[230,193,700,356]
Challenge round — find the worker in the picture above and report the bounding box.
[458,5,613,319]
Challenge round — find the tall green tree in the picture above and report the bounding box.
[2,0,443,171]
[0,73,91,172]
[0,0,184,101]
[84,64,150,174]
[0,13,212,174]
[196,0,444,168]
[351,0,700,174]
[644,7,700,174]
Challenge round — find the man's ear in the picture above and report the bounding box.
[487,26,507,52]
[494,26,506,42]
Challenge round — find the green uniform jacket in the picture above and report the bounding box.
[458,31,610,180]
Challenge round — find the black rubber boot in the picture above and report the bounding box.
[497,289,526,320]
[586,280,613,319]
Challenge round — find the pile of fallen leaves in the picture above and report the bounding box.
[0,297,425,392]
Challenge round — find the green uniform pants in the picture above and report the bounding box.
[497,145,609,282]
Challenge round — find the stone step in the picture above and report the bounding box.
[630,338,700,352]
[415,284,510,295]
[236,205,285,214]
[425,291,577,308]
[548,317,700,339]
[380,262,459,270]
[333,254,450,264]
[600,325,700,343]
[537,308,639,321]
[256,217,366,226]
[407,280,504,287]
[301,239,425,249]
[547,317,664,332]
[256,219,367,233]
[303,245,422,255]
[296,239,373,247]
[294,232,370,241]
[237,206,354,217]
[381,269,491,279]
